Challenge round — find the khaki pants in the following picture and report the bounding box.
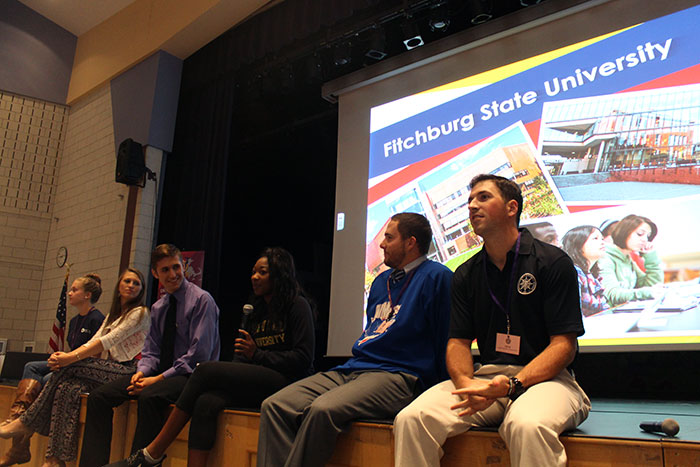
[394,365,591,467]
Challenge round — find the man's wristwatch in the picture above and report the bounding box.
[507,377,526,401]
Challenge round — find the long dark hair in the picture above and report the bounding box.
[107,268,146,326]
[257,247,301,317]
[611,214,658,250]
[562,225,599,275]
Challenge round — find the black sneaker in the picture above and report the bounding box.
[102,449,166,467]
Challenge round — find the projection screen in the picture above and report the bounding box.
[325,0,700,355]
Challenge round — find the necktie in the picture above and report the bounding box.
[391,268,406,285]
[159,295,177,372]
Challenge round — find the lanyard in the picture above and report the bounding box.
[386,268,418,320]
[483,233,521,336]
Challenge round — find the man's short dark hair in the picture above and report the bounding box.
[469,174,523,226]
[151,243,182,269]
[391,213,433,255]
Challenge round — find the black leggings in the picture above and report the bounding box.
[175,361,289,450]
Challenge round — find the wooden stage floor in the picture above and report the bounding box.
[0,381,698,466]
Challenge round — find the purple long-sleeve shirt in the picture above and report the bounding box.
[137,279,220,378]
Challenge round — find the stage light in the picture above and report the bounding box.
[333,42,352,66]
[469,0,493,24]
[365,29,387,60]
[401,20,424,50]
[428,3,450,32]
[428,17,450,32]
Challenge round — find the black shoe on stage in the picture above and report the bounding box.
[102,448,165,467]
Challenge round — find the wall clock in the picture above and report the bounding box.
[56,246,68,268]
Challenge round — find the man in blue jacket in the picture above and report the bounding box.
[257,212,453,467]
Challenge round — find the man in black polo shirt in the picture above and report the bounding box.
[394,174,590,467]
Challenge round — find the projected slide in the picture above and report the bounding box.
[366,5,700,349]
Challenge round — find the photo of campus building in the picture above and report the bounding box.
[365,124,565,277]
[540,84,700,175]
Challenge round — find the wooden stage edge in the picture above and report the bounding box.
[0,385,698,466]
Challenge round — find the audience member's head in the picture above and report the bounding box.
[611,214,658,252]
[599,219,618,243]
[525,221,560,247]
[562,225,606,274]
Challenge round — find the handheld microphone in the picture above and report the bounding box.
[639,418,680,437]
[240,304,254,335]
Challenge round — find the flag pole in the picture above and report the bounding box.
[49,265,71,352]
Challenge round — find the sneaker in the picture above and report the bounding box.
[102,449,166,467]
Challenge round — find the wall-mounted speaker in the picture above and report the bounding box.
[116,138,145,185]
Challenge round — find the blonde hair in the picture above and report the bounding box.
[77,273,102,304]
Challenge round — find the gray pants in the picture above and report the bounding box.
[257,370,419,467]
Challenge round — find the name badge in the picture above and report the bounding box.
[496,333,520,355]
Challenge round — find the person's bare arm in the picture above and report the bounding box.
[452,333,577,411]
[447,338,495,415]
[47,339,105,370]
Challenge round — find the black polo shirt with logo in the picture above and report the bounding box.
[449,228,583,366]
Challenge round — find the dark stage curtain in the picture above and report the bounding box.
[157,73,235,302]
[156,0,392,361]
[158,0,393,295]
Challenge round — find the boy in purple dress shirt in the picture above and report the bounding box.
[79,244,220,467]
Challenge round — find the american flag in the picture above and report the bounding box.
[49,276,68,352]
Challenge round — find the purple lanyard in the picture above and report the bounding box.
[386,268,418,320]
[483,233,521,336]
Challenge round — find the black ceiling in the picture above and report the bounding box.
[231,0,555,95]
[181,0,572,143]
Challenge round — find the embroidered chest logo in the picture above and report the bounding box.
[517,273,536,295]
[357,301,398,345]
